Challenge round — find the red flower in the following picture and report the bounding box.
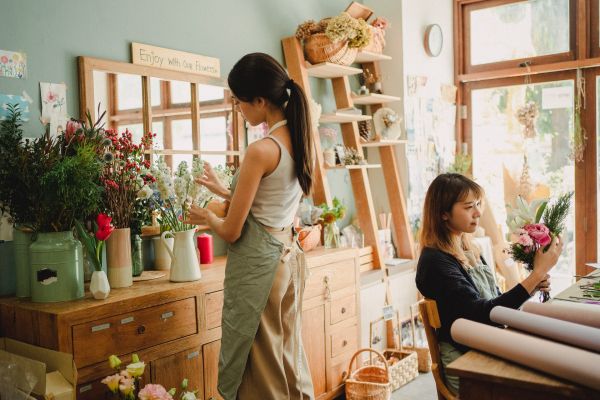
[95,213,114,241]
[65,120,82,142]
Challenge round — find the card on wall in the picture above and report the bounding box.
[40,82,67,124]
[0,49,27,79]
[0,93,31,121]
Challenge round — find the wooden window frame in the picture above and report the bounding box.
[455,0,600,277]
[458,0,578,75]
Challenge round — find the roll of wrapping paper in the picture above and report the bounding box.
[522,301,600,329]
[490,306,600,353]
[451,318,600,390]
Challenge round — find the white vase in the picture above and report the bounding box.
[153,236,174,270]
[161,229,202,282]
[90,270,110,300]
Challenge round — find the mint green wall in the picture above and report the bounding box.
[0,0,359,253]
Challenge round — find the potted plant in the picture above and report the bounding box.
[29,117,105,302]
[100,128,154,288]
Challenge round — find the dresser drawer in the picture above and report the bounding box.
[330,294,356,325]
[72,298,197,367]
[327,354,352,391]
[330,323,358,358]
[304,260,356,300]
[205,290,224,329]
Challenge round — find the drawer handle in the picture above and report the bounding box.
[342,340,348,347]
[137,325,146,334]
[79,384,92,393]
[323,276,331,300]
[121,316,134,325]
[341,307,346,314]
[161,311,174,320]
[91,323,110,332]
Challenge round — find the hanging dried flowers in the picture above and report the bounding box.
[323,12,371,49]
[515,101,539,139]
[571,69,587,163]
[295,20,321,41]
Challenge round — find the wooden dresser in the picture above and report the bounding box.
[0,247,360,400]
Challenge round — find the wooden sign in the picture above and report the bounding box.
[131,42,220,78]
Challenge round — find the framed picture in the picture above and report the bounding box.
[335,145,346,165]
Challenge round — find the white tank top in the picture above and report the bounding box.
[251,121,303,228]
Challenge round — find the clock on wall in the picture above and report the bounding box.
[424,24,443,57]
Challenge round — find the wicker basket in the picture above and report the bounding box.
[296,225,321,252]
[382,349,419,391]
[345,348,391,400]
[304,33,358,65]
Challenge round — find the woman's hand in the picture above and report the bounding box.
[534,273,551,293]
[532,235,563,278]
[195,162,230,199]
[184,205,213,226]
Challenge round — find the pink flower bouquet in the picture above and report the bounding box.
[506,193,573,302]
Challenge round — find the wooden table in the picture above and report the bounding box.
[446,350,598,399]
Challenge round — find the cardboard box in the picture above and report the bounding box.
[0,337,76,400]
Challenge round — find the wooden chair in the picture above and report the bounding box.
[419,299,458,400]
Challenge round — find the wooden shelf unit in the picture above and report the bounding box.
[282,36,416,271]
[354,51,393,63]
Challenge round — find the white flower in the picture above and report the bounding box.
[181,392,198,400]
[137,185,154,200]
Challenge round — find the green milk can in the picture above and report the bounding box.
[13,227,33,297]
[29,231,84,302]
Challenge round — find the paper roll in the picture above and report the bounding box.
[451,318,600,390]
[490,306,600,353]
[522,301,600,329]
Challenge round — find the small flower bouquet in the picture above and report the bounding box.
[150,158,234,232]
[102,354,198,400]
[506,192,573,302]
[319,197,347,248]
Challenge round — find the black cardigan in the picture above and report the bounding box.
[415,246,531,352]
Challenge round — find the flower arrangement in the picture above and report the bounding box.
[101,354,198,400]
[74,214,115,272]
[150,158,234,232]
[318,197,347,249]
[101,128,155,229]
[516,102,539,139]
[506,193,573,302]
[295,12,371,49]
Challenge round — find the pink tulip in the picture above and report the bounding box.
[139,384,174,400]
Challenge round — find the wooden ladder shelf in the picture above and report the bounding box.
[282,37,416,269]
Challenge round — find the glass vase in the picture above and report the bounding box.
[131,234,144,277]
[324,222,341,249]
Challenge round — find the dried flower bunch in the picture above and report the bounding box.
[371,17,390,30]
[362,68,380,86]
[343,146,365,165]
[295,12,371,49]
[515,102,539,139]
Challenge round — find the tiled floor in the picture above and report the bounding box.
[391,372,437,399]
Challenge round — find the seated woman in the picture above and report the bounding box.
[415,173,562,394]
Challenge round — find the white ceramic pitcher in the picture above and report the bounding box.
[161,228,202,282]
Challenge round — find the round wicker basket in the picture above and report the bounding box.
[304,33,358,66]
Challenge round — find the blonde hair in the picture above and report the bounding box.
[419,173,484,266]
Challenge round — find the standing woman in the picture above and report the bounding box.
[415,173,561,395]
[186,53,315,400]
